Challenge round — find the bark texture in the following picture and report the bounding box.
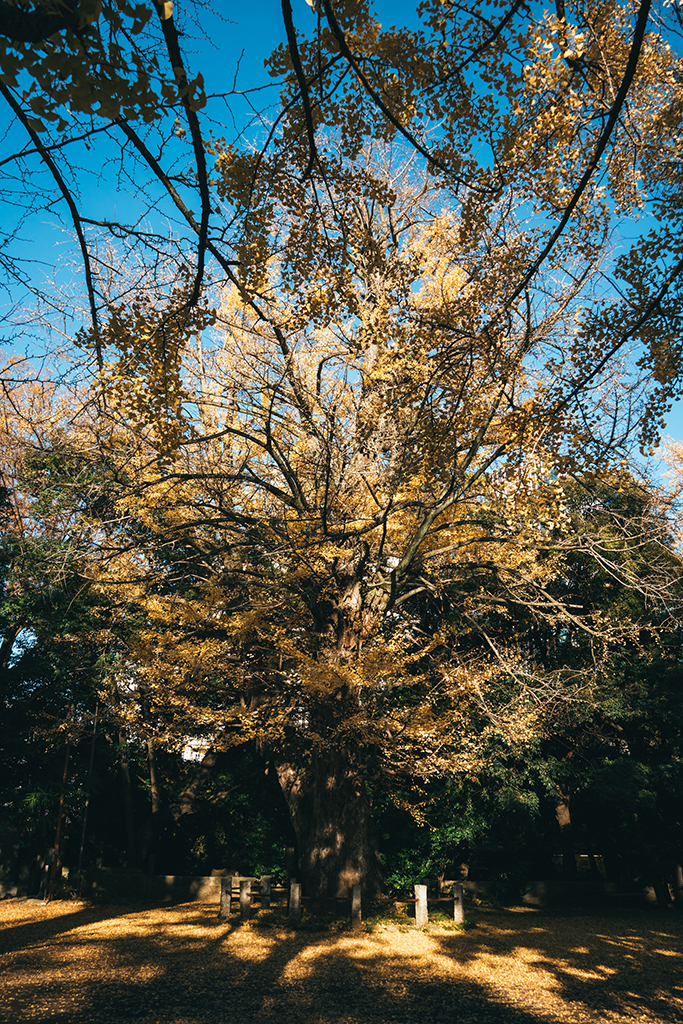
[276,756,382,899]
[172,749,220,819]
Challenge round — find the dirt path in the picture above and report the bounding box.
[0,899,681,1023]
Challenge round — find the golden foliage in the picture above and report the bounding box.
[3,0,681,802]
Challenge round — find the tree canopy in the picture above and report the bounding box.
[1,0,683,901]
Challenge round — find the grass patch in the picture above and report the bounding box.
[427,907,476,931]
[224,898,476,933]
[363,900,476,932]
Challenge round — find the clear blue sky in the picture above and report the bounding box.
[192,1,424,138]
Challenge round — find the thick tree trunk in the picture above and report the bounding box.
[143,737,161,870]
[117,731,138,869]
[276,562,384,899]
[673,864,683,909]
[139,694,161,871]
[46,744,70,902]
[554,790,576,879]
[276,754,382,899]
[172,748,220,819]
[0,624,19,671]
[635,814,673,907]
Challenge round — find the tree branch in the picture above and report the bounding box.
[320,0,490,191]
[501,0,653,311]
[0,82,102,370]
[281,0,318,180]
[152,0,210,307]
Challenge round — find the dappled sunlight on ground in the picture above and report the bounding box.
[0,900,681,1023]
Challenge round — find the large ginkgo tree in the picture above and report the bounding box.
[1,0,683,896]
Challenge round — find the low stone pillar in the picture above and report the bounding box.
[289,880,301,925]
[260,875,271,909]
[414,883,428,928]
[351,884,362,931]
[453,882,464,924]
[240,878,251,921]
[219,877,232,919]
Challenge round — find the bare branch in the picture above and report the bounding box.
[0,82,102,370]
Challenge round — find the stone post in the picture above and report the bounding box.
[219,877,232,919]
[240,878,251,921]
[289,880,301,925]
[351,884,362,931]
[453,882,464,924]
[260,875,271,909]
[414,883,428,928]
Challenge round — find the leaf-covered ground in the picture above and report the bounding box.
[0,899,681,1023]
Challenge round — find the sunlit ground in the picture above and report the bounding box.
[0,899,681,1023]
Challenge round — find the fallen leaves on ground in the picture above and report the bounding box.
[0,899,681,1023]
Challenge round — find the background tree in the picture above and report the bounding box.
[0,381,297,885]
[0,384,106,892]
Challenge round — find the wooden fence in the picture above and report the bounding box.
[217,876,465,929]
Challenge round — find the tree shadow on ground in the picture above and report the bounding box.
[0,900,681,1024]
[430,903,683,1024]
[0,899,143,955]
